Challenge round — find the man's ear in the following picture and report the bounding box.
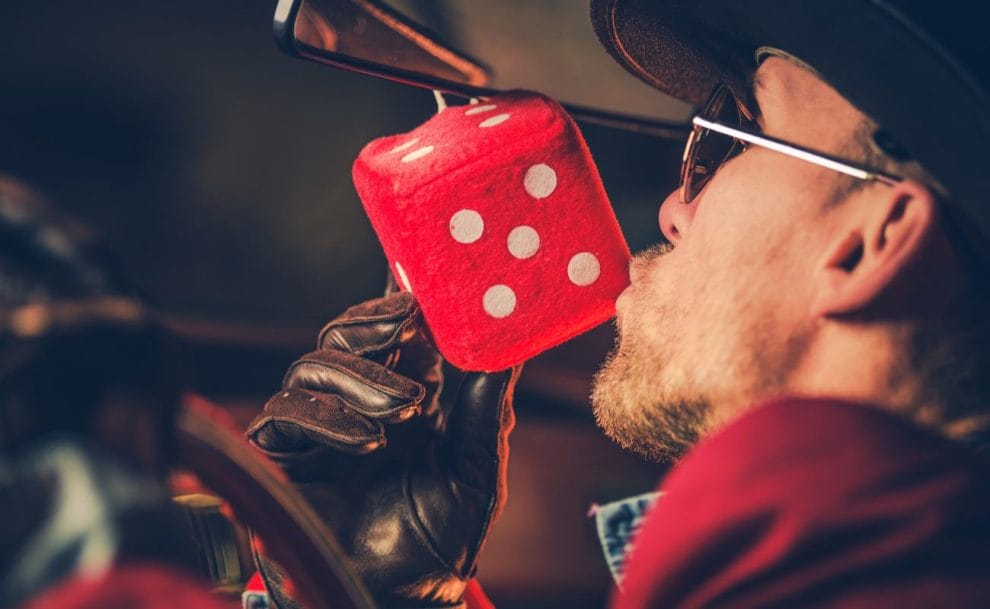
[810,179,937,317]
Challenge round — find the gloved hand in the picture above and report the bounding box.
[246,292,522,609]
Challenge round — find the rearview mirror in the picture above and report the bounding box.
[273,0,691,139]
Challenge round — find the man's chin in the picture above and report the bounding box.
[590,348,710,464]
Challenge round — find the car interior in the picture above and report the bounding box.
[0,2,697,607]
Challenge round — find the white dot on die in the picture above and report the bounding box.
[401,145,434,163]
[507,225,540,259]
[465,104,497,116]
[394,261,412,293]
[479,113,511,128]
[449,209,484,244]
[568,252,601,286]
[390,137,419,154]
[524,164,557,199]
[483,284,516,318]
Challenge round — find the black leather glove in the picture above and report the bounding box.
[247,292,522,609]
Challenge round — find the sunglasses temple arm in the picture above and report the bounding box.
[693,117,902,186]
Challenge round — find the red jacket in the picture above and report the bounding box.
[24,398,988,609]
[612,398,990,609]
[17,564,229,609]
[239,397,990,609]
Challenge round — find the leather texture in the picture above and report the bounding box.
[247,292,522,609]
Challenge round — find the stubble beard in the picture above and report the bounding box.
[590,244,711,464]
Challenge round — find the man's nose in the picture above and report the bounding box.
[658,189,696,244]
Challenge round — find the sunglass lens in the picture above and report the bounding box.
[684,88,746,202]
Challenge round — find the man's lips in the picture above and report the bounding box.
[615,287,631,322]
[615,265,635,318]
[615,243,670,318]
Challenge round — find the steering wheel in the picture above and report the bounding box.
[175,394,375,609]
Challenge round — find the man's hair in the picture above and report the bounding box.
[837,122,990,440]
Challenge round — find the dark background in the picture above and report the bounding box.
[0,1,687,606]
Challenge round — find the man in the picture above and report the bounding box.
[248,1,990,607]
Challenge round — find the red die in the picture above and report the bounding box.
[352,91,631,371]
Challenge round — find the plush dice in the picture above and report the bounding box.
[352,91,631,371]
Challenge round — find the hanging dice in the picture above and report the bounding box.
[352,90,631,371]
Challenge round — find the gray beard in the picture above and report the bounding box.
[591,334,710,463]
[590,234,817,463]
[590,243,710,464]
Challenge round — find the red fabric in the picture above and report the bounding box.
[18,563,228,609]
[246,569,492,609]
[353,91,630,371]
[463,579,496,609]
[243,571,266,594]
[614,397,990,609]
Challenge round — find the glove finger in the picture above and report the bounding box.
[247,387,385,458]
[284,349,424,423]
[319,293,445,423]
[317,292,419,356]
[390,323,444,423]
[444,365,523,494]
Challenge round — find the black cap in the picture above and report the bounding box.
[590,0,990,260]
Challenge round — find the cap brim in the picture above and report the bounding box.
[591,0,990,264]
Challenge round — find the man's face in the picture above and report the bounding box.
[591,57,868,462]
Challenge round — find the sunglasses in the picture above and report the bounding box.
[680,84,903,204]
